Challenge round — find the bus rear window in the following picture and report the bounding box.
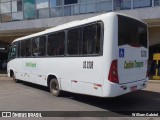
[118,15,147,48]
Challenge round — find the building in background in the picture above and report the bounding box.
[0,0,160,61]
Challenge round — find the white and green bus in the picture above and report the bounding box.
[7,12,148,97]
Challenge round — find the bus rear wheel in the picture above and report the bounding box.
[49,79,62,97]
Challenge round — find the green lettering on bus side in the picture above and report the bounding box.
[26,62,36,68]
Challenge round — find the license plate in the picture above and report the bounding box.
[130,86,137,92]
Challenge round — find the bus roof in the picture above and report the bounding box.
[12,12,145,43]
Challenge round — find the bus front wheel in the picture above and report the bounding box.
[49,79,62,97]
[12,73,18,83]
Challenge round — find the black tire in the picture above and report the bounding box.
[12,73,18,83]
[49,79,62,97]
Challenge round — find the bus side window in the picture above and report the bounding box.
[96,24,101,54]
[56,32,65,56]
[47,32,65,56]
[21,40,26,57]
[32,36,46,57]
[26,39,31,57]
[48,33,57,56]
[67,28,81,55]
[39,36,46,56]
[82,23,101,55]
[12,41,20,57]
[32,38,39,57]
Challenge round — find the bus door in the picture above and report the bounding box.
[153,53,160,80]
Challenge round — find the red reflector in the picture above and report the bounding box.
[108,60,119,84]
[72,80,77,83]
[94,84,102,87]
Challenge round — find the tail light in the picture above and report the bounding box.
[108,60,119,84]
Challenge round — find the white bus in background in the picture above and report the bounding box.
[7,12,148,97]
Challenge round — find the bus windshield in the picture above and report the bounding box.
[118,15,147,48]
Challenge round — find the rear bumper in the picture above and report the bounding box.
[102,78,148,97]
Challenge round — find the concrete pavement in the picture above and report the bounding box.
[0,76,160,119]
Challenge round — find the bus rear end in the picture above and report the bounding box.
[106,14,148,97]
[118,15,148,83]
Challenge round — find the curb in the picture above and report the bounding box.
[0,74,8,77]
[148,80,160,84]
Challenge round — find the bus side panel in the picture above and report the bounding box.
[71,81,103,97]
[23,58,36,83]
[8,58,35,84]
[32,57,103,96]
[32,58,48,86]
[46,58,73,92]
[60,56,102,96]
[67,57,103,97]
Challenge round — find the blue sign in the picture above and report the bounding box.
[119,48,124,58]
